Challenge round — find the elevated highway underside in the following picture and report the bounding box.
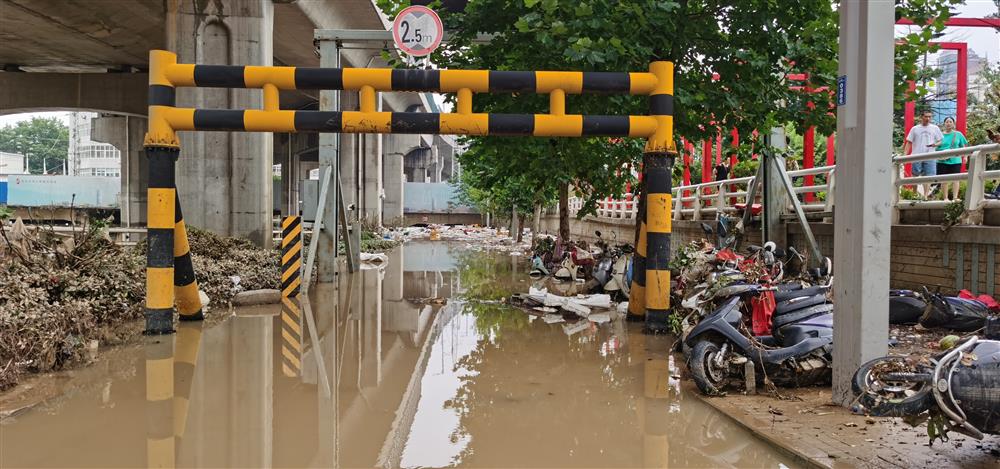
[1,0,463,243]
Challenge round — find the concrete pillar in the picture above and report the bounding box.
[383,134,407,225]
[832,0,894,405]
[429,146,442,183]
[763,127,788,246]
[173,0,274,247]
[360,129,383,226]
[92,115,147,227]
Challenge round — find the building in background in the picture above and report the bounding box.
[932,49,990,123]
[68,112,121,177]
[0,151,27,175]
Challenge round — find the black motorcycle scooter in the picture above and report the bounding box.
[685,282,835,395]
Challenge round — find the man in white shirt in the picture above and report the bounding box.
[903,110,943,198]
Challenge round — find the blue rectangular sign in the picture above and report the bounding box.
[836,75,847,106]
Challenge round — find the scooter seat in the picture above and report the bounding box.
[774,294,828,315]
[771,303,834,330]
[776,313,833,345]
[774,285,827,302]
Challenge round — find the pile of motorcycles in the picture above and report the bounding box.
[673,219,1000,442]
[675,229,836,396]
[526,219,1000,441]
[529,231,634,300]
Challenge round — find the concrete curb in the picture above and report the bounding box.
[683,382,832,469]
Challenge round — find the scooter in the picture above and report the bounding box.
[684,283,834,395]
[588,231,633,299]
[852,326,1000,441]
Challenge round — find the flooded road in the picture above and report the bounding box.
[2,241,798,468]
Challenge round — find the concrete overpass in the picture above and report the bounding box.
[0,0,463,243]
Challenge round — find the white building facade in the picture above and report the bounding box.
[68,112,121,177]
[0,151,27,175]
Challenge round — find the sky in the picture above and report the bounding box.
[1,1,997,129]
[896,0,1000,67]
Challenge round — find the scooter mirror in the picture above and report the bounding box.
[701,223,713,235]
[595,230,602,238]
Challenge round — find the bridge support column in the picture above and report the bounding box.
[832,0,894,405]
[92,115,147,227]
[383,134,408,226]
[361,130,383,226]
[173,0,274,247]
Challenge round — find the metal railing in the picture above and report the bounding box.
[891,143,1000,223]
[569,142,1000,225]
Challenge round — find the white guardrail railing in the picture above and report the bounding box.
[569,143,1000,225]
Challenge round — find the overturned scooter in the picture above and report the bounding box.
[685,283,835,395]
[852,326,1000,441]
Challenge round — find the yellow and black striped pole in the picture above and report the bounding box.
[643,61,676,333]
[144,336,175,468]
[173,194,203,321]
[145,50,186,335]
[281,216,302,298]
[145,145,177,335]
[279,296,303,377]
[173,321,202,442]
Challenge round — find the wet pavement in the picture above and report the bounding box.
[1,241,799,468]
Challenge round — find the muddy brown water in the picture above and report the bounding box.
[1,241,799,468]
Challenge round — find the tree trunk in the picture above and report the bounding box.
[510,206,518,238]
[517,213,524,242]
[558,182,570,241]
[532,203,542,244]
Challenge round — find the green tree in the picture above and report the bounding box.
[378,0,957,233]
[967,64,1000,166]
[0,117,70,174]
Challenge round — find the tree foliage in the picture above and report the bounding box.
[968,64,1000,154]
[0,117,69,174]
[378,0,958,216]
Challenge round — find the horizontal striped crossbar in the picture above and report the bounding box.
[154,61,658,96]
[152,107,658,138]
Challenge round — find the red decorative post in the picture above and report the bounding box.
[804,126,816,202]
[702,139,712,183]
[827,134,835,165]
[904,80,916,177]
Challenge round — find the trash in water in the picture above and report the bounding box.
[360,252,389,263]
[562,320,591,336]
[589,312,612,324]
[542,314,565,324]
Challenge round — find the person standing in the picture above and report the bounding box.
[935,116,967,202]
[902,110,944,198]
[714,159,730,183]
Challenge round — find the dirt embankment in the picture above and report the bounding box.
[0,221,280,390]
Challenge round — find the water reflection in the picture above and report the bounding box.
[1,241,797,468]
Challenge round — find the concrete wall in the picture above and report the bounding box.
[787,223,999,296]
[174,0,274,247]
[552,215,999,296]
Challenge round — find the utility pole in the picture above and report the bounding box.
[832,0,894,405]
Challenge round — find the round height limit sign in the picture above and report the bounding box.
[392,6,443,57]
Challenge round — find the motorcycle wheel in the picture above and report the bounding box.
[852,356,933,417]
[690,341,728,395]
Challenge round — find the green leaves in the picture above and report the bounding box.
[0,117,69,174]
[375,0,957,212]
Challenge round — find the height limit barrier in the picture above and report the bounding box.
[143,49,675,333]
